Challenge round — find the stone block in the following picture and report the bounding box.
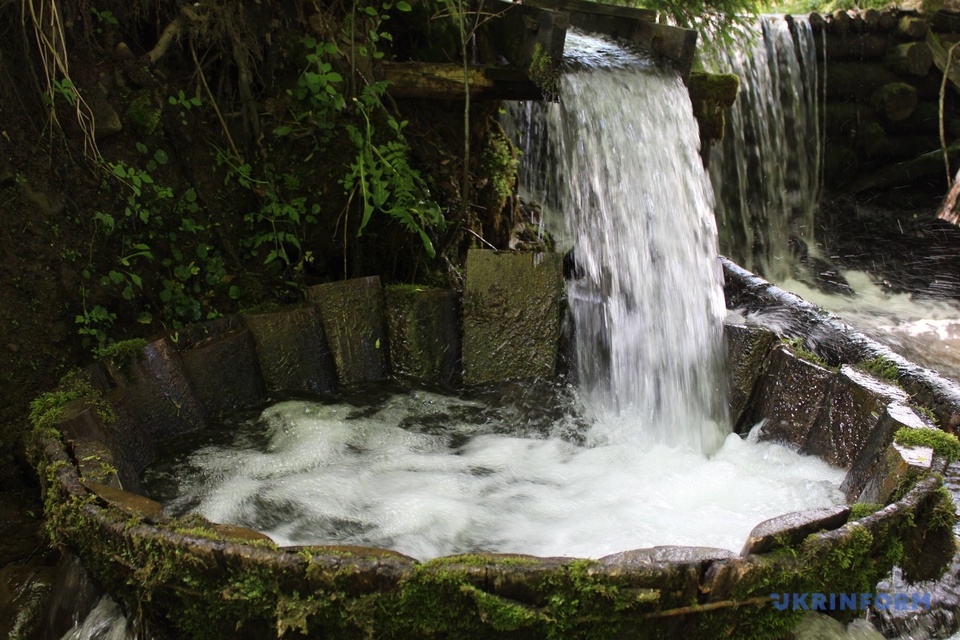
[724,321,776,429]
[857,441,934,506]
[384,286,460,385]
[741,506,850,556]
[743,346,834,447]
[243,304,337,395]
[101,337,207,440]
[306,276,387,387]
[180,328,266,417]
[462,250,564,385]
[802,366,907,468]
[841,401,928,502]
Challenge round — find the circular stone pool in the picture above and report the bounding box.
[29,263,960,639]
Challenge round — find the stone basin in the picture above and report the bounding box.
[28,251,960,639]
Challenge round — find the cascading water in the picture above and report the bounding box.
[512,32,729,454]
[141,31,846,564]
[709,15,822,281]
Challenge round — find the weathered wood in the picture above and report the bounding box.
[523,0,655,21]
[824,32,890,60]
[938,166,960,226]
[488,1,567,94]
[826,62,940,100]
[523,0,697,78]
[382,62,544,100]
[898,15,930,41]
[926,31,960,96]
[885,41,933,76]
[872,81,918,122]
[849,143,960,193]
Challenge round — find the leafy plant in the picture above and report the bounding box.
[342,87,444,258]
[169,89,201,125]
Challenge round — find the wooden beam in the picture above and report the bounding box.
[488,1,568,92]
[382,62,543,101]
[522,0,655,22]
[522,0,697,78]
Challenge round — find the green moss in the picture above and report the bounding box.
[859,355,899,383]
[480,122,519,211]
[125,91,162,135]
[95,338,148,361]
[529,43,560,98]
[911,403,940,426]
[781,337,831,369]
[895,427,960,462]
[849,502,884,520]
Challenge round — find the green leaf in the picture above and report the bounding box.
[229,285,241,300]
[273,125,293,137]
[397,0,411,10]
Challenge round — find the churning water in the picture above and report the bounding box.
[141,32,848,561]
[143,387,845,561]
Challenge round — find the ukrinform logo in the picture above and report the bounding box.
[769,593,932,612]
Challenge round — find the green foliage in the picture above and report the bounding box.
[168,89,201,126]
[895,427,960,462]
[342,85,444,258]
[620,0,765,51]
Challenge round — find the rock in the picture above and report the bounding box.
[842,402,931,502]
[306,276,387,387]
[242,304,338,396]
[384,286,460,385]
[0,564,56,640]
[724,321,776,429]
[462,249,564,385]
[179,328,266,417]
[741,506,851,555]
[741,345,835,447]
[801,365,907,468]
[101,337,207,439]
[113,42,135,62]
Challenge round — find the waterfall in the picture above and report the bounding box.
[709,15,822,282]
[510,32,728,454]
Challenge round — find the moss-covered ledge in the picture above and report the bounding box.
[24,261,960,638]
[31,414,952,639]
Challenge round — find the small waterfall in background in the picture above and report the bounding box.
[709,15,822,282]
[510,32,728,453]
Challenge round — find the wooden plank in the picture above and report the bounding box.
[488,1,568,81]
[522,0,655,22]
[382,62,544,100]
[524,0,697,78]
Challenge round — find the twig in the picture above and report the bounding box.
[641,596,771,619]
[940,41,960,187]
[465,227,496,250]
[190,38,242,163]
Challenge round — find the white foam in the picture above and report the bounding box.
[153,392,845,561]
